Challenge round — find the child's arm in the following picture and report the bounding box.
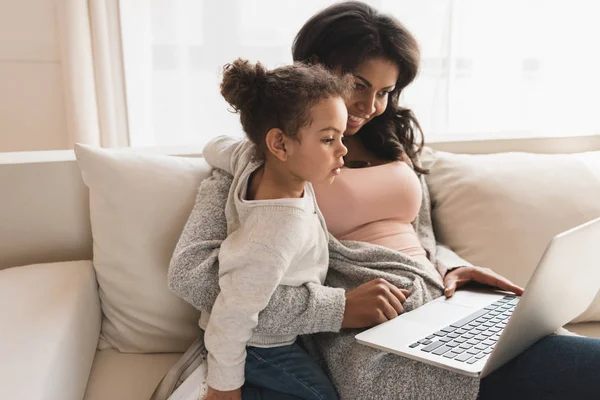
[203,210,297,391]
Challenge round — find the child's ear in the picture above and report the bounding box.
[265,128,289,161]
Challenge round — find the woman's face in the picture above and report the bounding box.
[344,57,400,136]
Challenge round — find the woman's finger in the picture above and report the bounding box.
[443,267,471,297]
[472,268,525,295]
[444,278,470,297]
[489,274,524,295]
[444,276,456,297]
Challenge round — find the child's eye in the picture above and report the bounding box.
[322,138,334,144]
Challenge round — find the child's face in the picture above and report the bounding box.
[285,96,348,185]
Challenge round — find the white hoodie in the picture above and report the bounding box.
[201,136,330,391]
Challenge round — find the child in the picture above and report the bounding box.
[200,58,352,400]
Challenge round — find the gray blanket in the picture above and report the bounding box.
[168,169,481,399]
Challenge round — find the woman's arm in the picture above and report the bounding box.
[168,168,346,335]
[202,135,244,175]
[412,172,450,275]
[436,243,473,271]
[410,149,473,276]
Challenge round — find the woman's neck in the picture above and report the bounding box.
[247,160,305,201]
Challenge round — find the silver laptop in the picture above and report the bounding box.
[355,217,600,378]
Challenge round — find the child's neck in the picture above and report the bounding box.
[247,161,305,201]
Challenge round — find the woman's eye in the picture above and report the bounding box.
[354,83,366,91]
[377,91,390,98]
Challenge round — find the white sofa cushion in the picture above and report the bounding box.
[75,144,210,353]
[0,261,100,400]
[423,149,600,323]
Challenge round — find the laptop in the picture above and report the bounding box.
[355,217,600,378]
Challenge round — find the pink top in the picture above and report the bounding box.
[313,161,430,263]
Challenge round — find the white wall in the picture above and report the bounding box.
[0,0,68,152]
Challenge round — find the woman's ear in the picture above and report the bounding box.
[265,128,288,161]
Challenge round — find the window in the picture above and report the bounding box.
[120,0,600,147]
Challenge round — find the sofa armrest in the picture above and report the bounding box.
[0,261,101,400]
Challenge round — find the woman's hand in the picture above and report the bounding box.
[342,278,410,328]
[443,266,524,298]
[205,387,242,400]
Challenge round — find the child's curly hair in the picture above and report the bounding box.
[220,58,353,150]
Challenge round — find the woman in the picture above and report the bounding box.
[169,2,600,399]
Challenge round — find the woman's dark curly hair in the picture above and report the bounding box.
[220,58,353,153]
[292,1,427,173]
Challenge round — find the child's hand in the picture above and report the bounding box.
[205,386,242,400]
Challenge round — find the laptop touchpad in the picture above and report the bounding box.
[402,302,473,328]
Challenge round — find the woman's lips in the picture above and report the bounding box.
[347,114,366,128]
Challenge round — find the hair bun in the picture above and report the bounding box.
[220,58,267,113]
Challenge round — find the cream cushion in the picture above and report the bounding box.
[84,349,181,400]
[0,261,100,400]
[565,322,600,338]
[75,144,209,352]
[423,149,600,323]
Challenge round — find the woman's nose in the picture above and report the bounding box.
[357,93,376,116]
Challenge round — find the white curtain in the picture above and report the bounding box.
[119,0,600,148]
[56,0,129,148]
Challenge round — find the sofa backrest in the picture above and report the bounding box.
[1,151,92,270]
[0,145,206,270]
[1,135,599,270]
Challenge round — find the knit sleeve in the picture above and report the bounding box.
[202,135,245,175]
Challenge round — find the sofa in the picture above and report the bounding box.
[1,136,599,400]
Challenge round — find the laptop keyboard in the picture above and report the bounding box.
[408,295,519,364]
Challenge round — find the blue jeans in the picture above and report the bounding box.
[479,335,600,399]
[241,341,339,400]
